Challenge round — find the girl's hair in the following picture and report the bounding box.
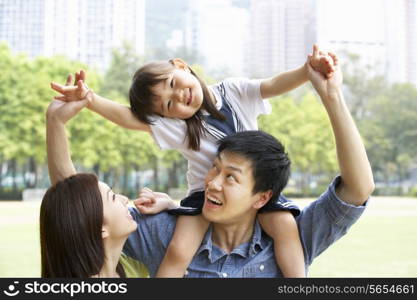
[40,173,125,278]
[129,60,225,151]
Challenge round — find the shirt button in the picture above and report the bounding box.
[259,264,265,271]
[222,272,228,278]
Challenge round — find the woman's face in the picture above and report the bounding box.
[151,67,204,119]
[99,182,137,239]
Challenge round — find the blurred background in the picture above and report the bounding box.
[0,0,416,277]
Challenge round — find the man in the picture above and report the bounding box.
[122,55,375,277]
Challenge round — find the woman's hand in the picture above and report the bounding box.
[307,52,343,101]
[134,187,179,214]
[47,74,90,124]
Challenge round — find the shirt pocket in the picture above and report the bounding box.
[242,262,280,278]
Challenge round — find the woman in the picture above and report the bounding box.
[41,75,176,277]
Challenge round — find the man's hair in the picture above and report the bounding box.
[217,131,291,202]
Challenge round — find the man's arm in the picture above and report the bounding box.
[307,54,374,206]
[297,176,367,266]
[323,89,374,205]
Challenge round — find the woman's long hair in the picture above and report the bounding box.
[40,173,125,278]
[129,60,225,151]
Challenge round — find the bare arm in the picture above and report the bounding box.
[88,93,151,132]
[260,64,308,99]
[45,99,89,185]
[307,55,374,206]
[260,45,335,99]
[51,70,151,133]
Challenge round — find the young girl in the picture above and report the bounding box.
[51,45,335,278]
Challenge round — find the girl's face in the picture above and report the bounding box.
[99,182,137,239]
[151,65,204,119]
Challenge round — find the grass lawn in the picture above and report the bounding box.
[0,197,416,277]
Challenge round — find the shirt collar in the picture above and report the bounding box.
[248,219,267,257]
[196,225,214,261]
[196,220,266,262]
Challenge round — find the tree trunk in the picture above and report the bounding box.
[103,171,110,184]
[27,157,37,188]
[122,164,129,195]
[11,159,17,192]
[0,159,3,190]
[167,161,179,190]
[396,163,404,195]
[93,164,100,178]
[23,159,30,188]
[134,165,141,194]
[152,156,159,191]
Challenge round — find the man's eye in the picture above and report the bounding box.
[112,194,116,201]
[170,79,174,88]
[168,100,171,110]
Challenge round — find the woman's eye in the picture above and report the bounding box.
[170,79,174,88]
[168,100,171,110]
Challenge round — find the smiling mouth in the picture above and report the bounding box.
[206,196,223,206]
[187,88,192,105]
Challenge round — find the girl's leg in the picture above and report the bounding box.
[258,211,305,277]
[156,214,209,277]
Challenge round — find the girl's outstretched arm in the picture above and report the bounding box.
[87,92,151,132]
[260,45,334,99]
[260,64,308,99]
[51,70,151,133]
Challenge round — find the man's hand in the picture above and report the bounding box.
[134,187,179,214]
[307,52,342,101]
[309,44,335,79]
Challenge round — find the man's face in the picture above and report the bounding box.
[202,151,268,224]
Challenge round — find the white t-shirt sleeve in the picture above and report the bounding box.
[222,77,271,117]
[148,116,187,150]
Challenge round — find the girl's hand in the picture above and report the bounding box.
[307,52,342,100]
[134,187,179,214]
[46,74,90,123]
[50,70,93,103]
[309,44,335,79]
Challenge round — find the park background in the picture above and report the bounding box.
[0,0,416,277]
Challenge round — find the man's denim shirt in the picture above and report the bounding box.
[123,176,368,277]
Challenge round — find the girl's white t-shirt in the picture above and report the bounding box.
[149,77,271,195]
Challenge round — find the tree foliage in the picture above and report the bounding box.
[1,43,416,197]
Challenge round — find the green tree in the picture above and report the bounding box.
[99,41,144,98]
[259,93,337,195]
[341,51,388,120]
[364,83,417,190]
